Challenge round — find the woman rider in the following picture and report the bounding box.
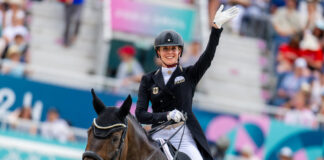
[135,5,239,160]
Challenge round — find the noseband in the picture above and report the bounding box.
[83,118,128,160]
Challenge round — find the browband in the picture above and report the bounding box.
[93,118,126,130]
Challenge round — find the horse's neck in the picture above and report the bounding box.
[124,118,166,160]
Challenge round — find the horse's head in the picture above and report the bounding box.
[83,89,132,160]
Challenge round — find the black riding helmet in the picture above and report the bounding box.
[154,30,184,57]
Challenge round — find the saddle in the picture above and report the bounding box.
[155,138,191,160]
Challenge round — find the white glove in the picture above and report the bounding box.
[213,5,239,28]
[167,109,185,123]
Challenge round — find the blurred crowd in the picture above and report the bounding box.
[0,0,30,78]
[263,0,324,131]
[208,0,324,134]
[8,106,75,143]
[0,0,85,77]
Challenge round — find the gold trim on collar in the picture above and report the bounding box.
[179,65,183,72]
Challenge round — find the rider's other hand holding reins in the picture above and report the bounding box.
[167,109,185,123]
[213,4,239,29]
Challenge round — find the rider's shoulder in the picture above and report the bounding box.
[141,69,159,81]
[147,69,161,77]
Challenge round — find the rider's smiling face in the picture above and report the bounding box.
[157,46,181,67]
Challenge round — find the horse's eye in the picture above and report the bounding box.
[112,136,119,144]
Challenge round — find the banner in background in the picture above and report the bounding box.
[109,0,196,42]
[196,111,324,160]
[0,75,131,129]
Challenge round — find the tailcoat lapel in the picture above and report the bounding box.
[152,68,165,90]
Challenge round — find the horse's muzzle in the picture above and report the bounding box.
[82,151,104,160]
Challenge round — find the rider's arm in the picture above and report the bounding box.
[187,27,222,85]
[187,5,238,85]
[135,76,168,124]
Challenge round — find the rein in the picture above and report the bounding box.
[148,120,173,136]
[146,119,187,160]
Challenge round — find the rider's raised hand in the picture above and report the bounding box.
[213,4,239,28]
[167,109,184,123]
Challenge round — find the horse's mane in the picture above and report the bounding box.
[127,114,155,142]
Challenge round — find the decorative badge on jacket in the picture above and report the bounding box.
[174,76,185,85]
[153,87,159,94]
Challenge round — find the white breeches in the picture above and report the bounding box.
[152,125,203,160]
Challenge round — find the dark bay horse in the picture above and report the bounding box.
[83,89,167,160]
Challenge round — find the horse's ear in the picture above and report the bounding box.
[118,95,132,120]
[91,89,105,115]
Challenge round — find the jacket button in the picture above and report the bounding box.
[160,100,163,103]
[172,96,176,99]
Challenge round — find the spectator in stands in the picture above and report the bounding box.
[62,0,84,47]
[0,1,5,32]
[115,45,144,93]
[239,0,270,38]
[317,100,324,130]
[284,91,316,128]
[0,45,28,77]
[2,34,28,61]
[181,40,202,67]
[279,147,293,160]
[298,0,323,30]
[315,20,324,49]
[2,18,28,44]
[276,33,302,74]
[212,136,230,160]
[217,0,251,34]
[238,144,260,160]
[271,58,310,106]
[271,0,302,58]
[9,106,37,135]
[41,108,74,142]
[5,0,25,28]
[309,71,323,112]
[9,34,28,62]
[271,0,301,37]
[299,28,323,71]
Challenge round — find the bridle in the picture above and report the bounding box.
[82,118,128,160]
